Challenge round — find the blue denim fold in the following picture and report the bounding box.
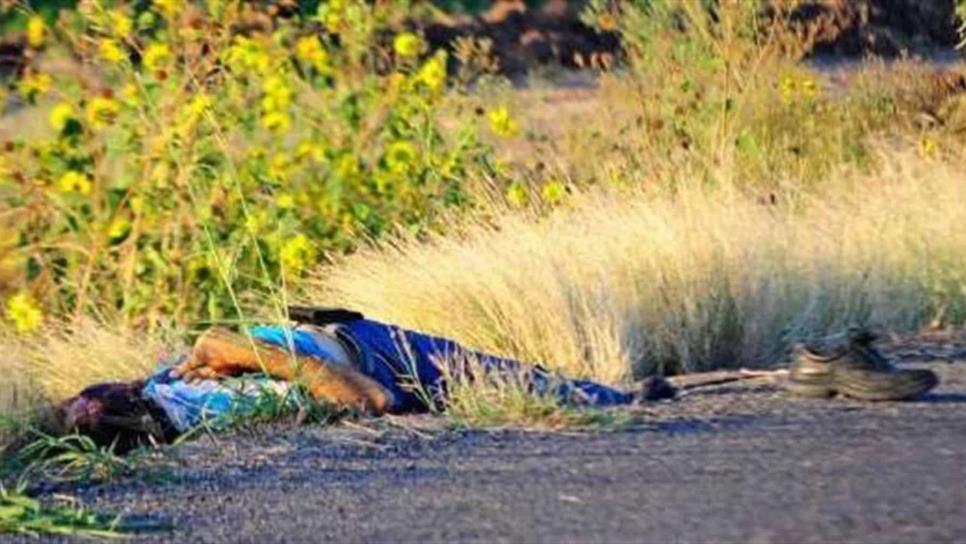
[252,319,633,413]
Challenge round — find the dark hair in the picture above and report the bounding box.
[53,381,178,453]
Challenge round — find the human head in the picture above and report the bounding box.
[53,381,175,452]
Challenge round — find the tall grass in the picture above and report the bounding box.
[0,320,170,423]
[3,130,965,433]
[2,0,966,430]
[308,147,966,384]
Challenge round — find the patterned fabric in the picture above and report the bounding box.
[143,366,291,432]
[248,326,351,365]
[143,319,633,430]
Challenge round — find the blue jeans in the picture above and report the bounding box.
[252,319,632,413]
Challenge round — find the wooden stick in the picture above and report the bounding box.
[667,369,788,390]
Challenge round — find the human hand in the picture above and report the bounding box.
[170,328,269,382]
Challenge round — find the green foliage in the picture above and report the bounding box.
[1,0,501,327]
[0,483,129,538]
[578,0,901,189]
[957,0,966,49]
[0,422,152,538]
[186,380,343,435]
[1,429,139,485]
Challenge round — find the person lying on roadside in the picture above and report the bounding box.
[36,307,679,452]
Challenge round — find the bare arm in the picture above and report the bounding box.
[171,328,393,414]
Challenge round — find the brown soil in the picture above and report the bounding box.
[1,1,961,82]
[421,0,620,77]
[420,1,963,78]
[787,0,961,57]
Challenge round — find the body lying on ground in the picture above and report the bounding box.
[39,308,680,452]
[29,311,930,454]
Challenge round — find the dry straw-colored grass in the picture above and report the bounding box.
[3,148,965,422]
[307,148,966,387]
[0,321,171,417]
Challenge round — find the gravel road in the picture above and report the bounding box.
[17,340,966,543]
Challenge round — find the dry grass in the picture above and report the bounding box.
[436,353,636,429]
[306,147,966,387]
[3,40,966,430]
[2,147,965,433]
[0,320,174,417]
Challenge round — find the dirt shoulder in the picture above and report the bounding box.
[425,0,965,76]
[789,0,961,57]
[22,336,966,543]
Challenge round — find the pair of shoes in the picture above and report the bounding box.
[787,329,938,401]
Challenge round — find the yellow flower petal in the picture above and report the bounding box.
[505,182,527,207]
[393,32,422,58]
[49,102,76,132]
[99,38,126,64]
[262,111,291,134]
[540,180,567,205]
[57,170,93,195]
[295,35,331,74]
[153,0,184,18]
[16,72,53,100]
[416,52,447,91]
[109,10,133,39]
[275,192,295,209]
[108,217,131,240]
[280,233,315,272]
[26,16,46,49]
[85,97,121,129]
[487,106,520,138]
[385,140,417,174]
[5,291,43,334]
[142,43,172,72]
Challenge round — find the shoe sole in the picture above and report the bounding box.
[836,369,938,401]
[787,369,938,401]
[785,379,833,398]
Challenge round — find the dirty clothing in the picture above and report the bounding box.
[253,318,633,413]
[144,318,631,431]
[143,371,292,432]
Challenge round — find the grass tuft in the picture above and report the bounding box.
[0,320,171,415]
[183,381,344,439]
[2,430,140,486]
[0,483,127,538]
[309,148,966,382]
[443,378,634,431]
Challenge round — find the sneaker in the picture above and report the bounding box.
[787,329,938,401]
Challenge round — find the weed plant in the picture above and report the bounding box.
[3,431,138,485]
[0,482,129,538]
[2,0,966,427]
[0,425,148,537]
[0,0,503,327]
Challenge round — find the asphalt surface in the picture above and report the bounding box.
[16,340,966,543]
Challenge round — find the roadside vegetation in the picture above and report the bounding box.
[1,2,966,528]
[313,150,966,381]
[313,1,966,398]
[0,415,148,537]
[0,482,130,538]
